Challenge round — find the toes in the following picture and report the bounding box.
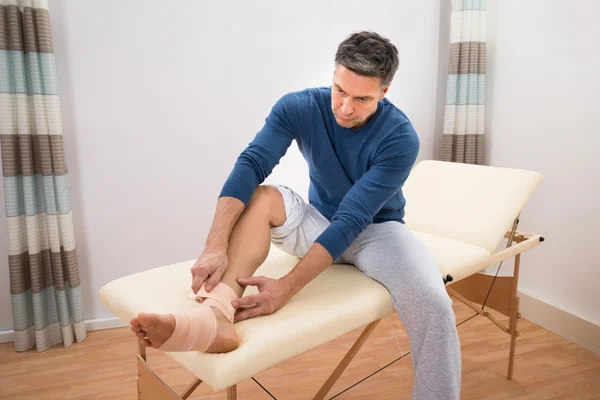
[141,338,152,347]
[136,331,147,339]
[130,317,142,327]
[131,324,144,333]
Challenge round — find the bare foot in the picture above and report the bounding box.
[129,307,239,353]
[130,313,175,348]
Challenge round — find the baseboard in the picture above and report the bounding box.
[518,290,600,355]
[0,329,13,344]
[84,316,128,331]
[0,316,127,344]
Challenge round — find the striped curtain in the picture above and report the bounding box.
[441,0,486,164]
[0,0,86,352]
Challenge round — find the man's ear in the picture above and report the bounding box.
[380,86,390,100]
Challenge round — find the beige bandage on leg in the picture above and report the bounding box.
[194,283,237,323]
[159,283,237,352]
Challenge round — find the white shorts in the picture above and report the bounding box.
[270,185,332,259]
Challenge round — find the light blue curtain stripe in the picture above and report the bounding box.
[45,287,61,326]
[32,290,50,330]
[28,52,60,95]
[23,175,38,215]
[453,0,487,12]
[55,289,71,327]
[67,284,85,323]
[47,174,72,214]
[11,290,34,331]
[34,173,46,213]
[4,175,24,216]
[0,50,59,95]
[4,174,72,217]
[445,73,485,105]
[41,174,57,214]
[13,284,85,332]
[0,51,19,93]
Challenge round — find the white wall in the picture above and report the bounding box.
[0,0,442,330]
[483,0,600,325]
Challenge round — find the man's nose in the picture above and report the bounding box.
[341,98,353,115]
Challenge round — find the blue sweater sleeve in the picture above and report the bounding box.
[219,94,297,205]
[314,125,420,260]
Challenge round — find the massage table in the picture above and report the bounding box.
[99,160,544,399]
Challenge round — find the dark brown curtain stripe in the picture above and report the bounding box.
[28,251,44,292]
[49,135,67,175]
[17,134,34,176]
[50,251,64,290]
[1,134,22,176]
[0,5,23,52]
[23,7,53,54]
[9,252,30,293]
[0,6,12,51]
[41,249,54,290]
[448,42,486,75]
[1,134,67,177]
[9,248,79,294]
[0,5,53,53]
[61,249,79,287]
[442,134,485,165]
[33,134,52,175]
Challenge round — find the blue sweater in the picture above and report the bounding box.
[219,87,420,260]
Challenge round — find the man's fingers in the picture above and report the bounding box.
[237,276,263,287]
[191,276,206,294]
[232,294,264,308]
[191,267,210,293]
[234,305,266,322]
[205,267,225,292]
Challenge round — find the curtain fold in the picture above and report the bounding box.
[441,0,487,164]
[0,0,86,352]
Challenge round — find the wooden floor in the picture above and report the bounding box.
[1,298,599,400]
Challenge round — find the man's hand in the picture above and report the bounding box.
[232,276,293,322]
[191,248,228,293]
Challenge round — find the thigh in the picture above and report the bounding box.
[269,185,331,258]
[341,221,451,313]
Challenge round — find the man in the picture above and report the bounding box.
[131,31,461,399]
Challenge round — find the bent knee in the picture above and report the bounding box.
[248,185,286,226]
[403,287,454,320]
[422,290,455,320]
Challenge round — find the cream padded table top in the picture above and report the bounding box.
[100,236,490,391]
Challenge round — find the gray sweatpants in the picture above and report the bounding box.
[270,185,461,400]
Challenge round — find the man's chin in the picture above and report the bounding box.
[335,117,356,128]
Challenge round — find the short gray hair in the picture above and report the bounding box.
[334,31,399,88]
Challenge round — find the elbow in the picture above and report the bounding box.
[236,150,272,182]
[331,212,371,238]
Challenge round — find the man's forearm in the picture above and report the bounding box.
[204,196,245,251]
[281,243,334,296]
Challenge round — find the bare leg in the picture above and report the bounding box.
[130,186,286,352]
[219,185,286,295]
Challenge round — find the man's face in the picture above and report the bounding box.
[331,64,389,129]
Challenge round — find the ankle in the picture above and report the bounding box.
[206,307,240,353]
